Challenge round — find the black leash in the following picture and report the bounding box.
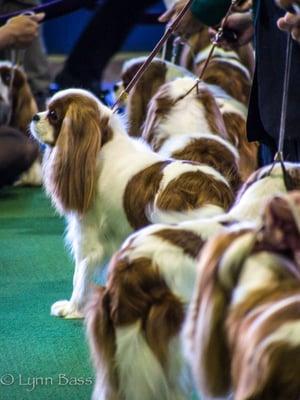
[265,32,294,190]
[112,0,194,112]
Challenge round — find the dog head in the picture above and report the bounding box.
[30,88,112,214]
[142,77,229,151]
[121,57,168,137]
[0,61,37,133]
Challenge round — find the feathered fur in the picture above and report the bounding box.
[30,88,234,318]
[184,191,300,399]
[86,163,300,399]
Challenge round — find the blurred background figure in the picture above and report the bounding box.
[0,0,51,110]
[160,0,300,164]
[0,12,43,188]
[55,0,161,97]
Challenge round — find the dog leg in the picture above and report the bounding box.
[51,230,104,319]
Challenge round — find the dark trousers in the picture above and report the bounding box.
[58,0,159,86]
[247,0,300,163]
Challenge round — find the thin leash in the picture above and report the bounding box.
[111,0,193,113]
[264,32,293,190]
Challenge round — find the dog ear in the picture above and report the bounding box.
[11,68,38,134]
[196,85,229,141]
[142,84,174,151]
[127,61,167,137]
[50,101,102,214]
[141,99,159,146]
[144,287,185,368]
[222,112,258,181]
[85,286,119,399]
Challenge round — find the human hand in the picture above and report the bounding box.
[208,12,254,49]
[233,0,253,12]
[275,0,300,11]
[277,11,300,42]
[1,13,45,49]
[159,0,204,38]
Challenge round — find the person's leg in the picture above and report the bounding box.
[56,0,159,91]
[283,140,300,162]
[0,127,39,188]
[0,1,51,109]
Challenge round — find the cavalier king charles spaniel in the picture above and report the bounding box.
[117,57,196,137]
[119,73,242,191]
[142,76,257,183]
[86,163,300,400]
[194,44,258,181]
[30,88,235,318]
[0,61,42,186]
[184,190,300,400]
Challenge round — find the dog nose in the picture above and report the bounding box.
[32,114,40,122]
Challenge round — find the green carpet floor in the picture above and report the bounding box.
[0,186,200,400]
[0,187,94,400]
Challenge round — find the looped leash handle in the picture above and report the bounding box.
[264,151,294,191]
[264,32,293,191]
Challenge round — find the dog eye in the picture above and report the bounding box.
[48,110,58,122]
[2,72,11,85]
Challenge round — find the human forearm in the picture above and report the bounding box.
[0,13,44,50]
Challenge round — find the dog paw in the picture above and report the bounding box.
[51,300,84,319]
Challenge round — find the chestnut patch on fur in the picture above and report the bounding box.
[222,112,258,181]
[123,161,171,229]
[196,86,229,140]
[286,167,300,191]
[142,89,175,151]
[126,60,167,137]
[198,59,251,105]
[0,64,38,133]
[104,254,185,368]
[156,169,234,213]
[143,82,229,151]
[155,228,204,259]
[171,137,241,192]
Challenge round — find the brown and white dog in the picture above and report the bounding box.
[142,77,241,192]
[30,88,234,319]
[193,44,258,181]
[0,61,42,186]
[116,57,196,137]
[184,191,300,400]
[86,163,300,400]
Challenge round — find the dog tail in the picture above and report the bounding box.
[184,228,254,398]
[87,248,187,400]
[86,286,119,400]
[232,293,300,400]
[115,321,171,400]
